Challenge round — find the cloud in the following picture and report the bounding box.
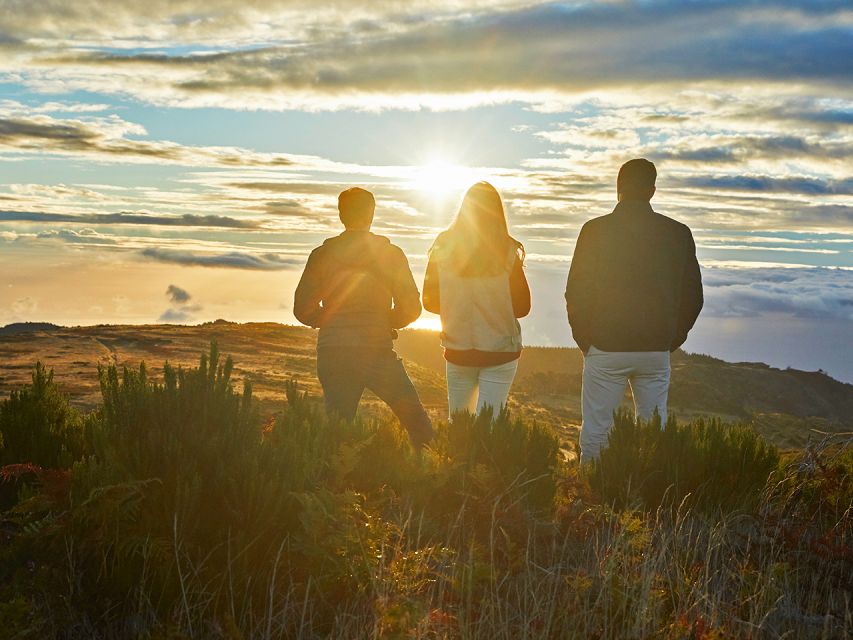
[166,284,191,304]
[160,284,201,322]
[701,266,853,321]
[158,307,199,323]
[674,175,853,196]
[0,114,295,166]
[36,228,117,244]
[11,296,38,316]
[0,210,264,229]
[141,247,302,270]
[4,1,850,111]
[0,1,527,45]
[654,136,852,165]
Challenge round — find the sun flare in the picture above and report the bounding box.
[412,156,480,202]
[409,315,443,332]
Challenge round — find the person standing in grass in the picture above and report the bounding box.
[294,187,434,449]
[566,159,703,463]
[423,181,531,418]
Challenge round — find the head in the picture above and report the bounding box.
[617,158,657,202]
[338,187,376,230]
[455,181,508,239]
[435,181,524,275]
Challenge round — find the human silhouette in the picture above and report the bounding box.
[423,181,531,417]
[294,187,434,448]
[565,159,703,462]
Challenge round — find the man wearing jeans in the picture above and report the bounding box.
[565,159,703,462]
[293,187,435,449]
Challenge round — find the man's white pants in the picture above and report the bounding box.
[580,346,670,463]
[446,360,519,418]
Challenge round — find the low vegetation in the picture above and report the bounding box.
[0,344,849,638]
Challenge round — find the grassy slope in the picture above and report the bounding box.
[0,322,851,450]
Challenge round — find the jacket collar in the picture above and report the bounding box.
[613,200,654,216]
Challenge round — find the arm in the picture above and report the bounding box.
[565,224,595,353]
[422,254,441,314]
[293,249,326,328]
[388,247,423,329]
[510,256,531,318]
[671,229,703,351]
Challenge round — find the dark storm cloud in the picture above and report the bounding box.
[141,247,301,270]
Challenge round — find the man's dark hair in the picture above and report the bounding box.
[617,158,656,199]
[338,187,376,228]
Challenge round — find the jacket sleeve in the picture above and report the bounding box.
[565,223,595,353]
[293,248,326,328]
[422,254,441,314]
[671,229,703,351]
[510,256,531,318]
[389,246,423,329]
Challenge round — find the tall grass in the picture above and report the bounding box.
[587,409,780,513]
[0,344,849,639]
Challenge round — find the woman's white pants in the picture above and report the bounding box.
[446,359,519,417]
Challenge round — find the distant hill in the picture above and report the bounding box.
[0,322,62,335]
[395,331,853,448]
[0,323,850,450]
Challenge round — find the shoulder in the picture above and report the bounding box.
[582,213,612,231]
[381,238,410,265]
[577,215,608,241]
[428,231,453,261]
[366,232,394,254]
[430,230,452,250]
[653,211,694,239]
[306,244,326,262]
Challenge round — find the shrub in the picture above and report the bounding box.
[0,362,85,510]
[437,407,560,517]
[0,362,85,470]
[4,345,848,639]
[587,410,780,513]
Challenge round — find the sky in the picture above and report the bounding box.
[0,0,851,381]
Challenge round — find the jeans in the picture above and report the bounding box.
[580,346,670,463]
[316,347,435,448]
[446,360,519,418]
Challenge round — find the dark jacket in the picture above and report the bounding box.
[294,230,422,350]
[565,200,703,353]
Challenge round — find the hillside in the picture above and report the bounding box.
[0,322,850,449]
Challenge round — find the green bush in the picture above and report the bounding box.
[438,408,559,516]
[0,362,85,470]
[3,345,848,638]
[0,362,86,511]
[587,410,780,513]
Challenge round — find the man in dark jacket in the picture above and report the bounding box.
[294,187,434,449]
[565,159,703,462]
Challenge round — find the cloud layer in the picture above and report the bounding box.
[1,1,849,110]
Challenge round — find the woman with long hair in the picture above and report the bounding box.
[422,181,531,417]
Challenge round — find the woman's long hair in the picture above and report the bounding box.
[431,181,524,277]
